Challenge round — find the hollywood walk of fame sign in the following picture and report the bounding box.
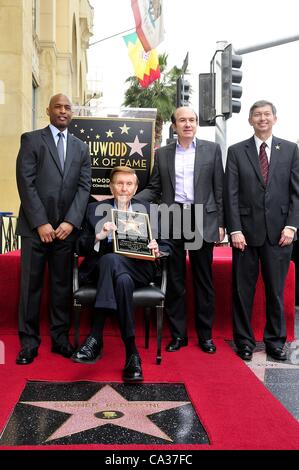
[111,209,155,260]
[0,381,209,445]
[69,117,155,195]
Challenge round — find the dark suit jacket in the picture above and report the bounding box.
[224,135,299,246]
[16,126,91,240]
[137,138,224,243]
[78,198,172,284]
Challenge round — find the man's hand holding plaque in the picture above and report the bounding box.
[95,221,117,241]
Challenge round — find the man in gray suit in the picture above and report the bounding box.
[224,100,299,362]
[138,107,224,353]
[16,93,91,364]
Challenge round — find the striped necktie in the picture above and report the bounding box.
[259,142,269,184]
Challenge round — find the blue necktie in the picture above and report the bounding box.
[57,132,65,172]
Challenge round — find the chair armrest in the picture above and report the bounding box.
[157,252,169,294]
[73,252,80,293]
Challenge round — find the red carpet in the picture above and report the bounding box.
[0,334,299,450]
[0,248,295,340]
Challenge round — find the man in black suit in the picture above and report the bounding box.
[224,100,299,361]
[138,107,224,353]
[72,166,171,382]
[16,93,91,365]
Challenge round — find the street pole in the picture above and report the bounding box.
[181,52,189,105]
[213,35,299,166]
[234,35,299,55]
[214,41,227,167]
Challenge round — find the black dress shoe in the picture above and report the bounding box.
[51,342,74,358]
[236,345,253,361]
[16,347,38,365]
[71,336,102,364]
[166,337,188,352]
[199,339,216,353]
[123,354,143,382]
[266,346,287,361]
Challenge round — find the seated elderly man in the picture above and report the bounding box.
[72,166,171,382]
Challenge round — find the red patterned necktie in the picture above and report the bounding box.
[259,142,269,184]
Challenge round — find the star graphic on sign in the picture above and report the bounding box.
[106,129,114,138]
[126,135,147,157]
[21,385,190,443]
[80,128,85,134]
[117,215,144,235]
[140,129,144,134]
[119,124,130,134]
[96,134,100,139]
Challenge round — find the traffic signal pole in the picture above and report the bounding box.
[214,41,228,167]
[234,34,299,55]
[214,35,299,166]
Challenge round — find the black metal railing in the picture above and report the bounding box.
[0,213,20,253]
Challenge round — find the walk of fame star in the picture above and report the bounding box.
[117,216,144,235]
[126,135,147,157]
[245,347,299,382]
[21,385,190,442]
[0,382,209,445]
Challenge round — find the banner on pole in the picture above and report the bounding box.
[131,0,164,52]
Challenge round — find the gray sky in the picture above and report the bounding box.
[87,0,299,146]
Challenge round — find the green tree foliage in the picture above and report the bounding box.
[123,53,184,146]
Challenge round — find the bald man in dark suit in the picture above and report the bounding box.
[138,107,224,353]
[16,93,91,364]
[224,100,299,362]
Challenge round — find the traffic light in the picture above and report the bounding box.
[176,77,191,107]
[221,44,242,119]
[198,73,215,126]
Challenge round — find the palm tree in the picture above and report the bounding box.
[123,53,184,147]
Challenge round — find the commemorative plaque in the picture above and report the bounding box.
[111,209,155,260]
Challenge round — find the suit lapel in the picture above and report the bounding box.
[41,126,63,176]
[268,136,281,183]
[194,138,202,187]
[245,136,265,186]
[167,142,176,192]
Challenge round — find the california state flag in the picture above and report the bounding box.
[131,0,165,52]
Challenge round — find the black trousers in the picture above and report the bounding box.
[18,236,74,348]
[232,240,293,349]
[93,253,156,341]
[165,237,215,341]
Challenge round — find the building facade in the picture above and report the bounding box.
[0,0,93,215]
